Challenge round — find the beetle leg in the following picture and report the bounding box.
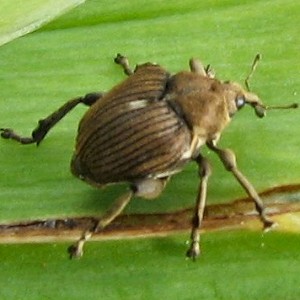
[189,58,207,76]
[186,155,211,260]
[207,142,275,230]
[189,58,215,78]
[68,189,133,259]
[0,92,103,145]
[133,178,169,199]
[114,53,134,76]
[68,178,168,259]
[204,64,215,78]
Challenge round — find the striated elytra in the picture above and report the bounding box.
[1,54,297,259]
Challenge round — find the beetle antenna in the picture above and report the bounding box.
[265,103,299,110]
[252,102,298,118]
[245,53,261,91]
[244,90,298,118]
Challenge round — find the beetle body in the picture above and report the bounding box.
[1,54,297,259]
[72,63,238,188]
[71,63,192,185]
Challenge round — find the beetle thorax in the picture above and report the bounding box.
[166,72,231,143]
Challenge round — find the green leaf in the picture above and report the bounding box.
[0,0,85,46]
[0,1,299,298]
[0,231,300,299]
[0,0,299,222]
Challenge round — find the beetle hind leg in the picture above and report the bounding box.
[68,178,168,259]
[68,189,133,259]
[1,92,103,145]
[186,155,211,260]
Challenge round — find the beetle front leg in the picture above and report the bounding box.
[208,142,275,230]
[1,92,103,145]
[186,155,211,260]
[189,58,215,78]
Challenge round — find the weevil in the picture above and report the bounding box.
[1,54,297,259]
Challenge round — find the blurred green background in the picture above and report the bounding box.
[0,0,299,299]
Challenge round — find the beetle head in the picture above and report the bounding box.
[222,52,298,118]
[223,81,298,118]
[221,81,267,118]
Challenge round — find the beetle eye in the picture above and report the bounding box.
[236,96,245,109]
